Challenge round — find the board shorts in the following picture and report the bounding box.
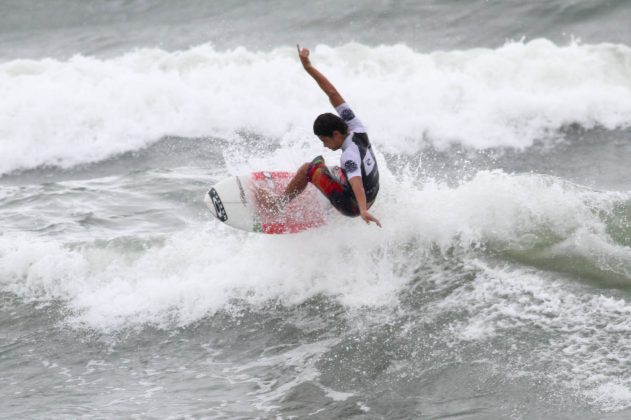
[307,155,373,217]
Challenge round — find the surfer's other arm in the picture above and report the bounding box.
[349,176,382,227]
[297,45,345,108]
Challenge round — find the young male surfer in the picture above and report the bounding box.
[266,45,381,227]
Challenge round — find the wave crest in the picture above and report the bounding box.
[1,40,631,175]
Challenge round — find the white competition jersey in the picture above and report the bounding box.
[335,103,379,202]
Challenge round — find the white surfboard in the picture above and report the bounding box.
[205,171,330,234]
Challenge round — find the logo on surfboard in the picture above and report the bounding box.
[208,188,228,221]
[235,177,247,205]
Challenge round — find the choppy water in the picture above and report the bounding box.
[2,1,631,418]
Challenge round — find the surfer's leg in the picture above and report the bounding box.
[254,187,288,214]
[308,158,359,217]
[256,163,309,213]
[284,162,310,201]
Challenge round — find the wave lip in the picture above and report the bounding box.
[2,40,631,175]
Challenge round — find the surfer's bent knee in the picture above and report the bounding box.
[306,155,326,182]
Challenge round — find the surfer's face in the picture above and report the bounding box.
[318,131,345,150]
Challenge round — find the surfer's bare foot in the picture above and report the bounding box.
[255,188,288,214]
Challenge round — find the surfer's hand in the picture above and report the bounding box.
[360,210,382,228]
[297,44,311,68]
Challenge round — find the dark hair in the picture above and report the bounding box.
[313,113,348,137]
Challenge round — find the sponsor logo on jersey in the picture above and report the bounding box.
[340,108,355,122]
[344,160,358,173]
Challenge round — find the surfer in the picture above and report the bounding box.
[263,45,381,227]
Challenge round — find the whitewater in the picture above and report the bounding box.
[2,40,631,175]
[2,1,631,419]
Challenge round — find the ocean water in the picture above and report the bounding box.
[1,1,631,418]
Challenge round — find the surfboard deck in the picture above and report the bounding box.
[205,171,330,234]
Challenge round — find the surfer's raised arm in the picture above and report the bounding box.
[253,44,382,229]
[297,45,345,108]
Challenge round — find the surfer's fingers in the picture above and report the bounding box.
[361,212,379,227]
[365,213,382,228]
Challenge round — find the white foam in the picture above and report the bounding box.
[1,40,631,174]
[387,170,630,261]
[586,382,631,412]
[0,219,407,331]
[1,170,628,332]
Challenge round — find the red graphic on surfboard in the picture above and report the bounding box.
[205,171,329,234]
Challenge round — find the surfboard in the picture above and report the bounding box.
[204,171,330,234]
